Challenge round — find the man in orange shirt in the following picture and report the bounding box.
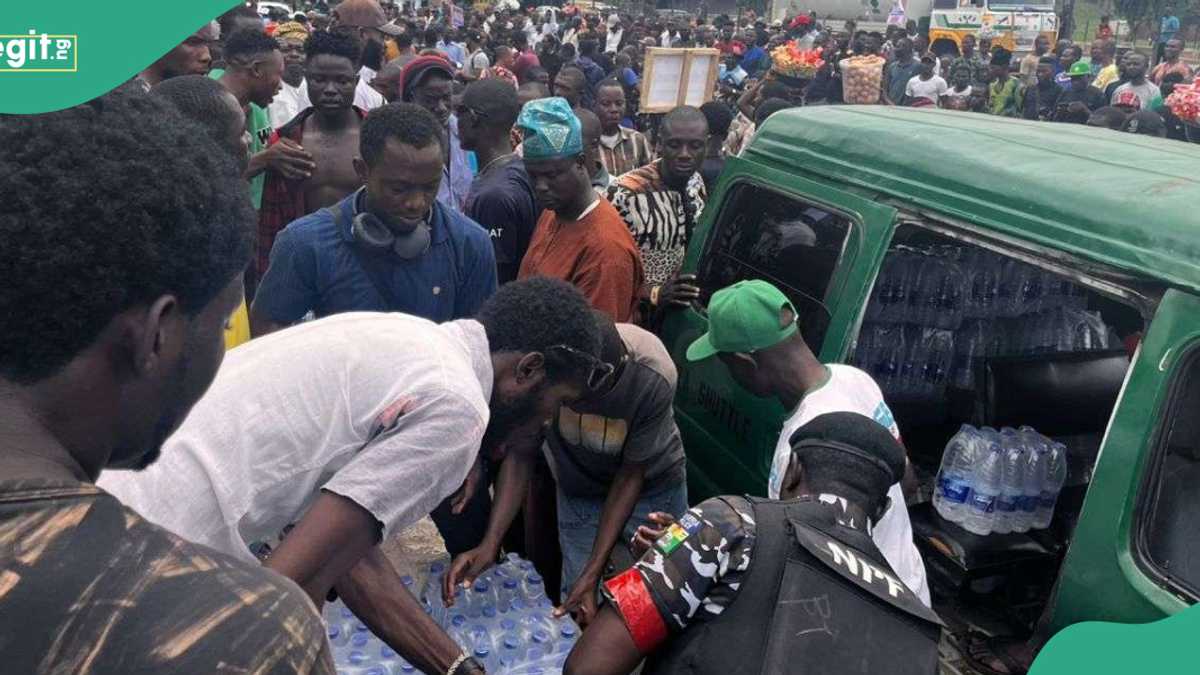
[517,97,644,323]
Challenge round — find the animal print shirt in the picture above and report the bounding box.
[607,162,707,288]
[0,478,334,674]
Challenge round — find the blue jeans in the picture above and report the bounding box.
[557,482,689,598]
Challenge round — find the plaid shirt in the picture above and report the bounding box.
[257,106,368,279]
[599,126,654,178]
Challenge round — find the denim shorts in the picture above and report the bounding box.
[557,481,688,597]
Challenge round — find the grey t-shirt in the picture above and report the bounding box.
[544,323,687,498]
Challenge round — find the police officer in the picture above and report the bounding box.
[564,412,942,675]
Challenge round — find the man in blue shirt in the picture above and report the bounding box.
[740,30,770,77]
[250,102,497,336]
[1156,6,1180,66]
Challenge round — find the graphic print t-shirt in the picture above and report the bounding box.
[767,364,931,607]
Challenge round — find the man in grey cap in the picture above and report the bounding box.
[331,0,402,110]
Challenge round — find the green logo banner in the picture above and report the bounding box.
[0,0,238,113]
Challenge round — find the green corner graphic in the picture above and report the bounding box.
[1030,602,1200,674]
[1,1,239,113]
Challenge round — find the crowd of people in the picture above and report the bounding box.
[0,0,1194,674]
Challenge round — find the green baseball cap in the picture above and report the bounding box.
[1067,61,1090,77]
[686,280,799,361]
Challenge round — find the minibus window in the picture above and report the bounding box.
[1142,355,1200,598]
[698,183,852,351]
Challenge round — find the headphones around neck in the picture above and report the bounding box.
[348,188,433,260]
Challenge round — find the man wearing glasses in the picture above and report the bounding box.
[100,277,605,675]
[445,311,687,628]
[460,79,540,284]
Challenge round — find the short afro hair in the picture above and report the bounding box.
[477,277,602,384]
[755,97,794,127]
[0,89,254,384]
[223,27,280,66]
[463,78,521,130]
[305,28,362,66]
[360,102,446,167]
[787,412,906,510]
[700,100,734,137]
[151,75,242,157]
[661,105,709,138]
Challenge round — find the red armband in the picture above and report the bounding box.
[604,568,669,654]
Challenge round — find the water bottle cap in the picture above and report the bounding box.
[532,628,551,643]
[501,618,517,631]
[354,621,369,633]
[483,605,497,618]
[352,632,370,647]
[511,598,526,611]
[529,647,545,660]
[326,625,340,639]
[365,668,387,675]
[507,552,520,562]
[504,635,521,649]
[400,664,416,673]
[503,578,519,589]
[430,561,446,573]
[340,607,355,619]
[473,579,490,592]
[474,647,490,658]
[561,625,578,638]
[518,560,534,571]
[526,572,543,584]
[400,575,414,586]
[451,614,467,627]
[381,646,396,659]
[348,650,368,665]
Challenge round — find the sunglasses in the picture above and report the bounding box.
[547,344,615,391]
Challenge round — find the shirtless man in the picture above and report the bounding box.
[257,30,368,280]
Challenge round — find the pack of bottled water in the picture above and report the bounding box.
[933,424,1067,536]
[323,553,579,674]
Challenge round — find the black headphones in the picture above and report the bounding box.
[346,188,432,259]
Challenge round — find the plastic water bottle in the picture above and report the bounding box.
[993,428,1026,535]
[922,329,955,400]
[326,624,350,649]
[1034,441,1068,529]
[962,428,1003,536]
[497,633,526,669]
[934,425,978,523]
[522,573,547,604]
[1015,427,1048,533]
[498,577,520,613]
[555,623,580,654]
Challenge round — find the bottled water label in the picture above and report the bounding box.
[968,493,995,514]
[940,477,971,504]
[995,496,1019,515]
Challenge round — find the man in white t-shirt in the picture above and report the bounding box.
[684,279,931,606]
[905,54,948,107]
[99,277,606,675]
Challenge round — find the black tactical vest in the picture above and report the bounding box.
[644,496,942,675]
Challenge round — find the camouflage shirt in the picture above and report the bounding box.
[601,495,756,649]
[0,479,335,674]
